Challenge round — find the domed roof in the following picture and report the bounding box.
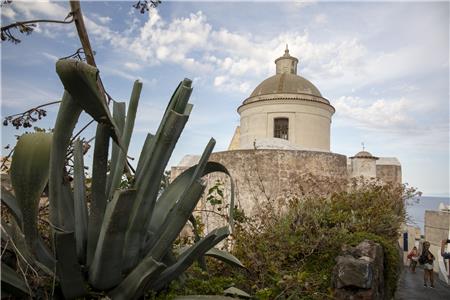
[350,151,379,159]
[249,73,322,98]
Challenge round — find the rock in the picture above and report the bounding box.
[223,287,251,298]
[332,240,386,300]
[333,255,373,289]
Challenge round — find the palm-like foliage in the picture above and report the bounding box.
[1,59,243,299]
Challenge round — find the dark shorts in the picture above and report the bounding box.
[443,252,450,259]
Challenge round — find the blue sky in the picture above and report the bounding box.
[1,1,449,196]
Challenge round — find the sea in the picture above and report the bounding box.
[406,196,450,235]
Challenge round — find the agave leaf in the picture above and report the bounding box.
[87,123,110,266]
[10,132,52,253]
[223,287,251,298]
[1,220,54,275]
[146,181,206,261]
[149,226,230,291]
[55,231,87,299]
[108,80,142,200]
[149,161,234,238]
[73,139,88,263]
[1,220,36,268]
[135,133,154,180]
[133,78,192,188]
[49,91,82,230]
[55,59,122,146]
[60,182,75,232]
[1,262,32,297]
[189,215,207,270]
[124,79,193,270]
[1,186,23,226]
[108,256,165,300]
[34,237,55,272]
[173,297,234,300]
[106,101,126,196]
[143,139,215,260]
[89,189,136,290]
[205,248,245,269]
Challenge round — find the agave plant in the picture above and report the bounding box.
[1,59,244,299]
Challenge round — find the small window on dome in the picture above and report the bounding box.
[274,118,288,140]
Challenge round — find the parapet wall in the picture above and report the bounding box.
[376,164,402,185]
[424,210,450,273]
[208,149,348,215]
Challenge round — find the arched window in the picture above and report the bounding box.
[274,118,288,140]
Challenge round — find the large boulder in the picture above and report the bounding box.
[332,240,386,300]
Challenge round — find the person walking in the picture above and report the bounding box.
[407,246,419,273]
[441,239,450,279]
[419,241,435,288]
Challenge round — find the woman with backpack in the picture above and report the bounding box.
[419,241,435,288]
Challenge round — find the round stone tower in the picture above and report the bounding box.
[237,46,335,152]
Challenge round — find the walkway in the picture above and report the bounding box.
[395,266,450,300]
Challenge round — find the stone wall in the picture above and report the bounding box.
[208,149,348,214]
[424,210,450,272]
[376,164,402,185]
[171,149,348,233]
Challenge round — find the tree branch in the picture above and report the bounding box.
[1,18,74,32]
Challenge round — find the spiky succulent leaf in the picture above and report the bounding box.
[149,161,235,239]
[55,232,87,299]
[146,181,206,261]
[143,139,215,260]
[108,80,142,200]
[73,139,88,263]
[1,220,53,275]
[1,262,31,297]
[135,133,154,179]
[10,132,52,253]
[1,186,23,226]
[89,189,136,290]
[55,59,122,146]
[109,256,165,300]
[87,123,110,266]
[150,227,230,291]
[106,101,126,197]
[205,248,245,269]
[1,220,36,268]
[49,91,82,230]
[124,79,193,270]
[223,287,251,298]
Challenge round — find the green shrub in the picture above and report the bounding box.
[226,180,414,299]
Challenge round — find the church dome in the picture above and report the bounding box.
[249,73,322,98]
[240,45,331,107]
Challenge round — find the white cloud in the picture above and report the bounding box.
[101,65,156,86]
[124,62,142,71]
[334,96,416,131]
[95,11,373,95]
[314,13,327,25]
[97,15,112,24]
[4,0,68,20]
[41,52,59,62]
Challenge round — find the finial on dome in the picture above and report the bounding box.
[275,44,298,75]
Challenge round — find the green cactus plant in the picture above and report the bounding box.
[1,59,243,299]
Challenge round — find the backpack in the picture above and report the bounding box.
[418,255,425,265]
